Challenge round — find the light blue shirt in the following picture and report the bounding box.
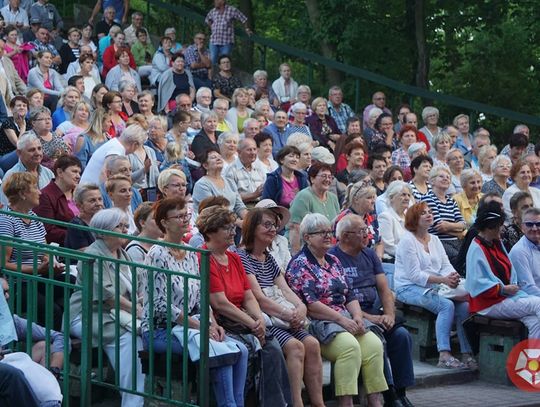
[0,161,54,205]
[509,235,540,297]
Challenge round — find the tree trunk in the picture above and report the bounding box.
[414,0,429,89]
[304,0,343,86]
[238,0,254,72]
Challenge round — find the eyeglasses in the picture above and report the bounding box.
[115,223,129,230]
[221,225,236,234]
[497,164,511,169]
[168,213,190,221]
[344,228,368,236]
[308,230,333,238]
[260,221,278,231]
[523,221,540,229]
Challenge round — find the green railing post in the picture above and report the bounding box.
[198,251,210,407]
[80,259,94,407]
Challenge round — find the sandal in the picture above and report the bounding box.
[462,356,478,371]
[437,356,465,369]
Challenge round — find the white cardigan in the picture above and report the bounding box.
[394,231,455,291]
[502,183,540,220]
[378,207,406,258]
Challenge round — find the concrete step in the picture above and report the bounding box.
[412,359,479,388]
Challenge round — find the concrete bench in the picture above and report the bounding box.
[463,315,527,385]
[396,301,437,361]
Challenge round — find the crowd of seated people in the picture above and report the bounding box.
[0,1,540,406]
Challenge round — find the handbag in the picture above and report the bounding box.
[438,278,469,301]
[261,285,297,330]
[216,314,252,335]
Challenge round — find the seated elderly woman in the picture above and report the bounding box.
[218,131,239,174]
[453,169,483,227]
[335,183,383,259]
[466,201,540,339]
[251,69,279,108]
[142,198,249,406]
[481,154,511,197]
[69,208,145,407]
[286,213,387,406]
[285,103,312,140]
[477,145,498,182]
[422,166,467,267]
[191,112,222,161]
[192,149,247,222]
[287,85,313,121]
[34,155,82,245]
[286,132,313,172]
[305,97,340,151]
[237,208,325,407]
[225,87,254,134]
[263,145,308,209]
[289,162,340,254]
[419,106,441,147]
[379,181,414,262]
[409,155,433,201]
[391,125,418,181]
[375,166,405,214]
[395,202,475,369]
[255,132,278,174]
[28,106,70,170]
[446,148,465,195]
[0,172,67,330]
[502,160,540,219]
[64,183,104,251]
[430,130,452,168]
[105,47,142,93]
[196,207,292,406]
[125,202,164,264]
[157,168,190,200]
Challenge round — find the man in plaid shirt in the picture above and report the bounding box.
[205,0,252,65]
[327,86,354,134]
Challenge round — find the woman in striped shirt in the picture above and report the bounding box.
[237,208,325,407]
[422,166,467,268]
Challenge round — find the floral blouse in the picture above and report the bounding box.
[38,131,70,169]
[285,245,354,313]
[141,244,200,332]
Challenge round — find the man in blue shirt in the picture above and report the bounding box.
[263,109,289,157]
[330,214,415,407]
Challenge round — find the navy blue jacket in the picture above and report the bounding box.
[262,166,308,208]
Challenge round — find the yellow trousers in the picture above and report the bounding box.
[320,331,388,396]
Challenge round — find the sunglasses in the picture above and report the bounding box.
[523,221,540,228]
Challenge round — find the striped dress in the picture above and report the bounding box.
[236,248,311,347]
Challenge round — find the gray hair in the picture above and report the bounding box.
[513,124,529,134]
[89,208,128,238]
[217,132,239,146]
[286,132,312,153]
[336,213,363,240]
[490,154,512,173]
[213,98,229,110]
[386,180,412,202]
[522,207,540,219]
[299,213,331,238]
[104,155,129,172]
[296,85,311,99]
[73,183,100,205]
[328,86,342,96]
[254,99,270,111]
[242,118,258,129]
[28,106,51,123]
[368,107,383,121]
[446,147,463,161]
[238,137,256,151]
[149,115,168,131]
[348,169,370,185]
[478,145,498,167]
[429,165,452,181]
[119,123,148,144]
[432,131,452,151]
[253,70,267,81]
[118,80,137,93]
[344,183,376,208]
[201,111,219,126]
[196,87,212,101]
[291,102,307,113]
[16,131,40,150]
[460,168,482,188]
[421,106,439,122]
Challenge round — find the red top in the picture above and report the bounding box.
[468,237,511,313]
[102,45,137,77]
[209,250,250,309]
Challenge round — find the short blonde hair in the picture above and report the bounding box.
[157,168,186,192]
[105,174,132,194]
[311,97,327,113]
[429,165,452,181]
[460,168,482,188]
[2,172,37,203]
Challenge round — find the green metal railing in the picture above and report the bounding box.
[0,210,210,407]
[134,0,540,129]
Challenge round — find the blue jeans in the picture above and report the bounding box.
[143,329,248,407]
[385,326,414,389]
[209,43,233,65]
[396,285,472,353]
